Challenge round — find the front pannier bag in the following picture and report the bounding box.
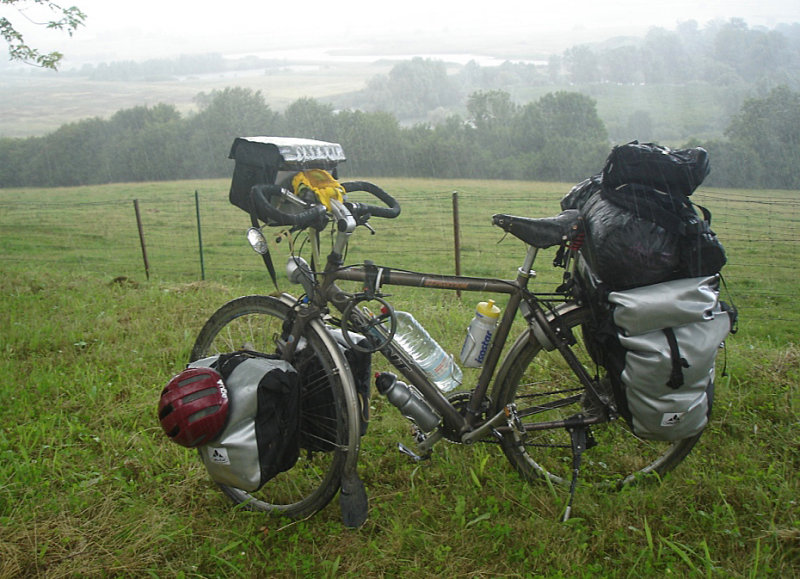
[607,275,733,441]
[189,352,300,491]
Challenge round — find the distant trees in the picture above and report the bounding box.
[704,86,800,189]
[360,57,461,120]
[0,88,610,187]
[1,57,799,189]
[189,88,280,177]
[539,19,800,90]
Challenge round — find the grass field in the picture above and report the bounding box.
[0,178,798,576]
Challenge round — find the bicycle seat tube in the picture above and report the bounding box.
[463,245,539,426]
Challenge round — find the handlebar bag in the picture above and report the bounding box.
[190,352,300,491]
[603,275,733,441]
[228,136,346,213]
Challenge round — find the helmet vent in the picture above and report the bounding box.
[189,405,222,424]
[158,403,173,420]
[182,387,219,404]
[178,373,211,388]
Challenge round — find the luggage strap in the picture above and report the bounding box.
[664,327,690,389]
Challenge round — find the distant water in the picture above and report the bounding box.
[226,48,545,67]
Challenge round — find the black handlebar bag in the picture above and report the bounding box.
[228,136,346,213]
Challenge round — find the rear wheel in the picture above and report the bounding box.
[494,304,701,487]
[190,295,358,519]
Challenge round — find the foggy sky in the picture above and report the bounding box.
[5,0,799,65]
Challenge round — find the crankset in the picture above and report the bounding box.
[441,391,492,443]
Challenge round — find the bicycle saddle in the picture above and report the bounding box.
[492,210,580,248]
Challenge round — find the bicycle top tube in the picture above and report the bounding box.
[331,266,521,295]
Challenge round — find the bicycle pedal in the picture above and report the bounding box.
[397,442,428,462]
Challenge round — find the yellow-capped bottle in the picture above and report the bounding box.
[460,300,501,368]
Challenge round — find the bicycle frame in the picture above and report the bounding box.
[278,208,599,449]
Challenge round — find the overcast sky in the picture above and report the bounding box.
[6,0,800,64]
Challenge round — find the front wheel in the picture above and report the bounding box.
[493,304,700,487]
[190,295,359,519]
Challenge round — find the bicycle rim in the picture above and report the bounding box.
[494,304,701,487]
[190,295,356,519]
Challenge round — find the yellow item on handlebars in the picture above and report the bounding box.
[292,169,345,210]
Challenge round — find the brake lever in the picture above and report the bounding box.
[329,198,356,233]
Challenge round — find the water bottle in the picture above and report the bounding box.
[375,372,440,432]
[460,300,501,368]
[390,309,462,393]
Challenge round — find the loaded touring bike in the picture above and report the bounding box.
[184,137,721,526]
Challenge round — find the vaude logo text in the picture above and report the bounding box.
[661,412,685,427]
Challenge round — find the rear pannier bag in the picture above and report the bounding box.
[189,352,300,491]
[606,275,733,441]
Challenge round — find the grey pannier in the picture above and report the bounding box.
[607,275,733,441]
[190,352,300,491]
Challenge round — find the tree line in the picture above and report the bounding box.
[553,19,800,88]
[1,84,797,190]
[44,19,800,122]
[335,19,800,121]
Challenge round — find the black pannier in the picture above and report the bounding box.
[228,136,346,213]
[578,185,683,290]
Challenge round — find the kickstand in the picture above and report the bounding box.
[562,422,595,522]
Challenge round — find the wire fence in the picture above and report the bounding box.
[1,182,797,337]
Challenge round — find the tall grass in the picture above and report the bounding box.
[0,179,797,576]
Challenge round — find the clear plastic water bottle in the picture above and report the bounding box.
[391,310,462,392]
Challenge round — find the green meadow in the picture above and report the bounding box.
[0,178,797,576]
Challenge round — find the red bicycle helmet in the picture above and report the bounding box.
[158,367,229,447]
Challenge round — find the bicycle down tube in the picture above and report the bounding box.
[327,244,560,436]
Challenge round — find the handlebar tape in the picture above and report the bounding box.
[249,180,400,229]
[249,184,328,230]
[341,181,401,219]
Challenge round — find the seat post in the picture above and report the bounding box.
[517,245,539,287]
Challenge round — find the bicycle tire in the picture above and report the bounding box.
[190,295,359,519]
[493,303,701,487]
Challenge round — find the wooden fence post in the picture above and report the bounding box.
[195,190,205,280]
[133,199,150,280]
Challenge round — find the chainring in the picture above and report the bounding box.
[441,391,491,443]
